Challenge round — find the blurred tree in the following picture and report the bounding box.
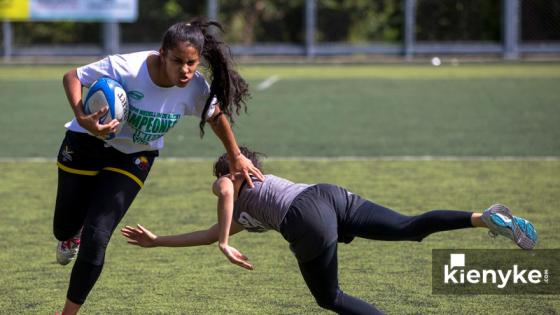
[220,0,303,44]
[121,0,205,43]
[12,22,100,45]
[317,0,403,43]
[5,0,513,47]
[521,0,560,41]
[415,0,500,41]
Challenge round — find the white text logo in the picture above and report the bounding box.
[444,253,548,289]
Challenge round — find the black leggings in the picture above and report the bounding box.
[298,200,474,314]
[299,243,384,315]
[54,169,143,304]
[53,131,156,304]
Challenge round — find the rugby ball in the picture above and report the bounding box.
[83,77,128,139]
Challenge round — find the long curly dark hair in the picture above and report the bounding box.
[160,18,250,136]
[213,146,265,178]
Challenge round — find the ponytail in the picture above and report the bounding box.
[195,19,250,136]
[161,19,250,137]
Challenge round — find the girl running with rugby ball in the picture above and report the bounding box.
[122,147,537,315]
[53,20,263,315]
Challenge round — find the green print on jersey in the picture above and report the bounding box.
[127,104,181,144]
[127,90,144,101]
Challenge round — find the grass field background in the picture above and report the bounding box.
[0,63,559,314]
[1,63,559,158]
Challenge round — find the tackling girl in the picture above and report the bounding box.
[121,147,537,314]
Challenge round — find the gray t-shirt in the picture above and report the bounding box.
[233,175,310,232]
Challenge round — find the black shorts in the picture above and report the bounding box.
[279,184,366,263]
[57,130,158,188]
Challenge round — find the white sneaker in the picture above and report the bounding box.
[481,204,538,250]
[56,235,81,265]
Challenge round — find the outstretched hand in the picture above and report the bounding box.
[121,224,157,247]
[228,153,264,188]
[219,244,253,270]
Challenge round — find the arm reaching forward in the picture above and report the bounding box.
[122,223,229,247]
[121,177,252,270]
[121,219,244,248]
[213,176,253,270]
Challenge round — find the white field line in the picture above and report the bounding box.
[2,156,560,163]
[265,156,560,161]
[256,75,280,91]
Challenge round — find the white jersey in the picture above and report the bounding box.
[65,51,217,154]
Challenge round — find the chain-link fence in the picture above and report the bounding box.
[316,1,404,43]
[521,0,560,42]
[2,0,560,59]
[415,0,501,42]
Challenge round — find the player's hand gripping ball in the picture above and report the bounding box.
[83,77,128,140]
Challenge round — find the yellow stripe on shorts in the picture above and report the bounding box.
[57,162,99,176]
[103,167,144,188]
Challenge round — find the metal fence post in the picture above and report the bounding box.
[305,0,316,58]
[103,21,120,56]
[503,0,520,60]
[207,0,218,21]
[404,0,416,60]
[3,21,13,62]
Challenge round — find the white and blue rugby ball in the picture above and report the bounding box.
[83,77,128,139]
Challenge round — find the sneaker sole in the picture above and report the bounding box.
[56,252,73,265]
[512,218,537,250]
[489,204,536,250]
[56,244,77,265]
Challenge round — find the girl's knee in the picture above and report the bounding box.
[315,296,337,311]
[314,289,341,311]
[76,226,112,265]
